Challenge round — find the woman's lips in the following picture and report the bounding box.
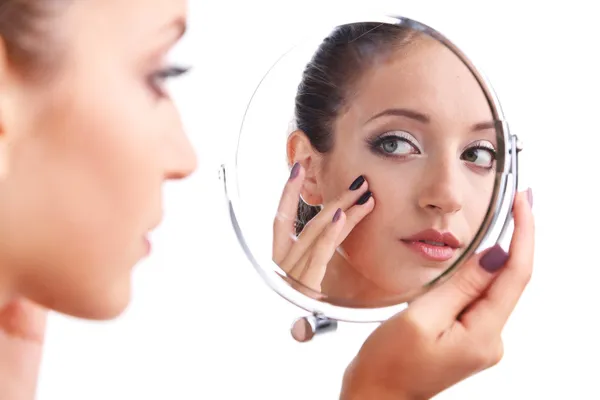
[401,240,456,262]
[401,229,462,262]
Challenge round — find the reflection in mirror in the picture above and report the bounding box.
[237,21,499,306]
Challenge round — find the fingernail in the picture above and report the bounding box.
[332,208,342,222]
[289,163,301,180]
[479,244,509,273]
[356,191,372,205]
[526,188,533,208]
[349,175,365,190]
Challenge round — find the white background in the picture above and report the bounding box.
[36,1,600,399]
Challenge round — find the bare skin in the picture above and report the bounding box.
[285,36,497,302]
[0,2,534,398]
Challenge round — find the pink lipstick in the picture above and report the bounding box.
[401,229,461,262]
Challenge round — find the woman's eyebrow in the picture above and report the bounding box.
[471,121,497,131]
[364,108,430,125]
[364,109,499,136]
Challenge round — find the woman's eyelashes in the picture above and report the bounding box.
[461,140,496,170]
[147,65,191,98]
[368,131,421,158]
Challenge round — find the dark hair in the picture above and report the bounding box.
[0,0,68,77]
[293,22,423,235]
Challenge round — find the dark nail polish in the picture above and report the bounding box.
[479,244,509,273]
[526,188,533,208]
[332,208,342,222]
[289,163,301,180]
[356,191,372,205]
[349,175,365,191]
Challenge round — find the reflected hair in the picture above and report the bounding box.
[293,22,423,235]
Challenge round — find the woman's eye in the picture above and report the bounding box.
[379,137,419,155]
[148,66,190,97]
[462,147,495,169]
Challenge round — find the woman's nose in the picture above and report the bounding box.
[164,130,197,181]
[417,163,463,215]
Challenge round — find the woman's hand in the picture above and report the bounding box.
[272,164,375,292]
[0,298,48,400]
[341,189,534,400]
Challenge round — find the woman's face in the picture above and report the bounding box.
[317,37,496,294]
[0,0,196,319]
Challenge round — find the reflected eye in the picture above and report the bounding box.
[369,131,421,157]
[461,142,496,169]
[380,138,415,154]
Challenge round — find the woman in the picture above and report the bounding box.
[275,23,501,301]
[0,1,534,399]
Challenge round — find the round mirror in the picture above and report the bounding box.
[223,15,520,332]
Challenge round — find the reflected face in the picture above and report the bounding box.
[318,36,496,294]
[0,0,196,318]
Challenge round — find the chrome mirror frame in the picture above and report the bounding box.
[220,14,521,334]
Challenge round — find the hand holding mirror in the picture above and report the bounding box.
[222,14,521,342]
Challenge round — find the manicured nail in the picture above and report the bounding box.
[356,191,372,205]
[289,163,301,180]
[526,188,533,208]
[479,244,509,273]
[332,208,342,222]
[349,175,365,191]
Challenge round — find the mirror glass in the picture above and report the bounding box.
[233,20,503,308]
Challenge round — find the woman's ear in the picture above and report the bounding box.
[287,130,323,206]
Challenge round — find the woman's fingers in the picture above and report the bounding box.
[287,191,374,290]
[338,194,374,245]
[280,176,369,268]
[273,163,305,265]
[275,173,374,291]
[408,189,534,338]
[461,189,535,335]
[296,209,347,291]
[407,248,501,335]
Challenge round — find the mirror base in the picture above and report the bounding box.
[290,314,338,342]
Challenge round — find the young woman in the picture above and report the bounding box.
[0,2,534,399]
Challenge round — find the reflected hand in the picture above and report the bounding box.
[272,164,375,292]
[341,189,534,400]
[0,298,48,400]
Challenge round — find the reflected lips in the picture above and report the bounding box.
[401,229,461,262]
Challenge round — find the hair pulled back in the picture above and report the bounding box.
[293,22,422,234]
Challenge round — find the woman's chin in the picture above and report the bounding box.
[80,285,132,321]
[34,278,133,321]
[79,297,132,321]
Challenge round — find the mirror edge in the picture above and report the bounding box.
[222,14,520,323]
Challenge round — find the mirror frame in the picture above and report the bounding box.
[222,14,521,323]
